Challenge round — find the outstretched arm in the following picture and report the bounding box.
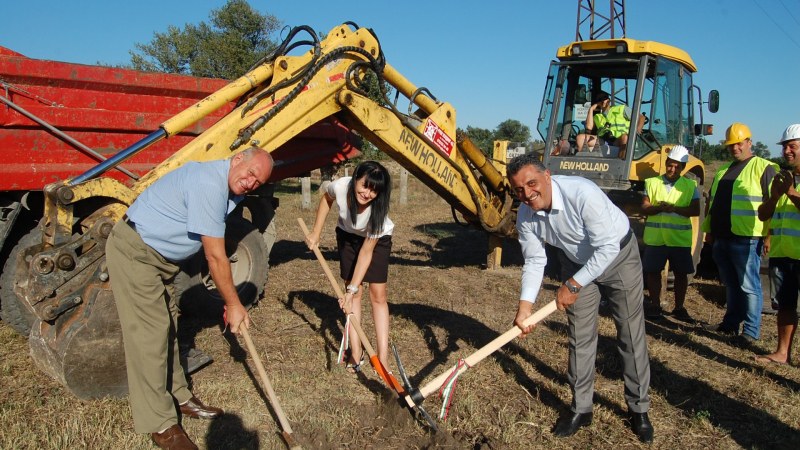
[202,235,250,333]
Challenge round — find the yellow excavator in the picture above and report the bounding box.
[539,0,719,266]
[6,23,517,399]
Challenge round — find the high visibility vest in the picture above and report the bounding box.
[597,105,630,138]
[769,189,800,259]
[702,157,778,237]
[644,176,696,247]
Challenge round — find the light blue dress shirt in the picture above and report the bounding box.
[126,159,242,261]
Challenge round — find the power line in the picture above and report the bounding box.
[778,0,800,26]
[752,0,800,49]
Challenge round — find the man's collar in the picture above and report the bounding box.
[533,177,562,216]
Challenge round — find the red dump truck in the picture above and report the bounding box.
[0,45,360,351]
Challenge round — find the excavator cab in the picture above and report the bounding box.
[537,38,715,191]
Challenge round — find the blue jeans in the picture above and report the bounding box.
[712,237,763,339]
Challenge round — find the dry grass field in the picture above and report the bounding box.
[1,162,799,449]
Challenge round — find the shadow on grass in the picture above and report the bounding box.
[547,316,800,448]
[204,413,259,450]
[643,316,800,394]
[271,221,524,271]
[188,330,299,449]
[389,302,568,417]
[281,289,390,395]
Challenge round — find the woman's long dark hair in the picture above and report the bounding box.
[347,161,391,235]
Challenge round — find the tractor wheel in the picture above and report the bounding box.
[174,218,271,319]
[0,227,41,335]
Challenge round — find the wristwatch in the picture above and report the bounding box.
[346,284,359,295]
[564,279,581,294]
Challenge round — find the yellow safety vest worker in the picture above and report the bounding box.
[644,176,696,247]
[595,105,630,139]
[769,191,800,259]
[702,157,778,237]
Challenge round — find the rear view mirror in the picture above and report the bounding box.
[708,90,719,113]
[694,124,714,136]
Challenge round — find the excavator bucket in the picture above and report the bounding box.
[28,284,129,399]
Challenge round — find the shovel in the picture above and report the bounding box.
[240,326,302,450]
[297,218,405,395]
[395,300,558,422]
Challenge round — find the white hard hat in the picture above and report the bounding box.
[667,145,689,163]
[777,124,800,144]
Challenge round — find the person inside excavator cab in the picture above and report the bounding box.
[574,90,646,159]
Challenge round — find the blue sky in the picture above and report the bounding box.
[3,1,798,156]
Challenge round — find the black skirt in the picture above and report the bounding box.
[335,226,392,283]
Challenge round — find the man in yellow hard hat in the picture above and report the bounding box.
[641,145,700,322]
[754,124,800,365]
[702,123,778,346]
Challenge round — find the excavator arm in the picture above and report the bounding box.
[14,23,517,399]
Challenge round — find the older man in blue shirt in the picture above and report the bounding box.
[106,147,273,450]
[508,153,652,443]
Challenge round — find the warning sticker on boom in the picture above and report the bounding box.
[423,119,455,158]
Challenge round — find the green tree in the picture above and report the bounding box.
[460,126,494,155]
[752,141,770,159]
[494,119,531,144]
[699,139,771,162]
[129,0,281,79]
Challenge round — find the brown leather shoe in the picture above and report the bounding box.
[179,396,223,419]
[151,424,198,450]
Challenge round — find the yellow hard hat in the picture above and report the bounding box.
[723,123,752,146]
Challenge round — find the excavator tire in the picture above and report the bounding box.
[174,217,271,319]
[0,227,40,335]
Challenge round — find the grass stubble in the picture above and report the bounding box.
[2,164,799,449]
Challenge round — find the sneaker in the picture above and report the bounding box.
[670,307,695,323]
[181,348,214,375]
[702,323,738,336]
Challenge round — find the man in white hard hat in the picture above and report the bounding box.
[702,123,778,347]
[754,124,800,365]
[641,145,701,321]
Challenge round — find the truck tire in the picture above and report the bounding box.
[0,228,40,335]
[173,218,271,319]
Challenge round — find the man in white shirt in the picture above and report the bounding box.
[507,153,652,443]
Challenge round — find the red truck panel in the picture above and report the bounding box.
[0,46,359,191]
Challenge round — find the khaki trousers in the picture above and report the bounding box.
[106,221,192,433]
[558,237,651,414]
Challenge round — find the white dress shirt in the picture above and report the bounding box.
[517,175,630,303]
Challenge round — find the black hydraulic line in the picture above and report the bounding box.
[232,45,377,150]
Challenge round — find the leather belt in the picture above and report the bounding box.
[619,230,633,249]
[122,214,136,232]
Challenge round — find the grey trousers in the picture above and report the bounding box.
[106,221,192,433]
[559,237,651,414]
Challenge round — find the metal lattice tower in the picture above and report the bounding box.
[575,0,626,41]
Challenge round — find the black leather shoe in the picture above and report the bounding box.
[630,412,654,443]
[553,411,593,437]
[179,396,223,419]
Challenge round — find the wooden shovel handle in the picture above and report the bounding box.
[240,326,295,435]
[412,300,558,402]
[297,218,404,393]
